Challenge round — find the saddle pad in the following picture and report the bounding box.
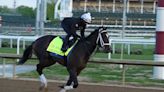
[47,36,75,56]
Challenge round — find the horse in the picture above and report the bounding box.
[18,26,111,92]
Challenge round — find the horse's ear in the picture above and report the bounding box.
[99,26,107,30]
[98,26,103,29]
[103,27,107,30]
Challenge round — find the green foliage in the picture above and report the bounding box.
[47,0,55,20]
[16,6,35,17]
[0,1,57,23]
[0,6,11,13]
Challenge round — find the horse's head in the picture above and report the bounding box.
[96,26,112,53]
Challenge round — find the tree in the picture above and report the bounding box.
[0,6,10,13]
[47,0,55,20]
[16,6,35,18]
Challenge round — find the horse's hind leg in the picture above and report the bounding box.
[36,64,48,90]
[36,57,56,91]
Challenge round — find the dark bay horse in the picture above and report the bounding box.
[18,27,111,92]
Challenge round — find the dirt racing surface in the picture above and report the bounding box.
[0,78,164,92]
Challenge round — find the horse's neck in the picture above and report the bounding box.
[87,30,99,44]
[84,30,99,54]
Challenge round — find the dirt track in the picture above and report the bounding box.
[1,78,164,92]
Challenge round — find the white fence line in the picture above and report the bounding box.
[0,26,155,38]
[111,38,155,55]
[88,24,156,29]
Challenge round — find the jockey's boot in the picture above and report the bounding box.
[61,43,68,52]
[61,47,67,52]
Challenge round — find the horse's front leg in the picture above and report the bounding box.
[67,69,79,88]
[60,68,78,92]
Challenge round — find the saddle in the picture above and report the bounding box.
[47,36,77,57]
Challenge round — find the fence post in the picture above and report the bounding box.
[0,39,2,48]
[13,59,16,79]
[17,37,21,55]
[10,39,13,48]
[127,44,130,55]
[122,64,126,85]
[2,58,5,78]
[23,39,25,50]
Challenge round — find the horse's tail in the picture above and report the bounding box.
[18,43,33,65]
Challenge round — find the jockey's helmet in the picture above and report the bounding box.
[81,12,92,23]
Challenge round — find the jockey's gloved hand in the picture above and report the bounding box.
[80,37,85,41]
[103,27,107,30]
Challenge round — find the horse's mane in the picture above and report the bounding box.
[86,28,99,40]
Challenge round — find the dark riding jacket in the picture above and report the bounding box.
[61,17,87,38]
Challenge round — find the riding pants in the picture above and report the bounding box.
[61,23,77,51]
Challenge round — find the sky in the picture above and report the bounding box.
[0,0,37,8]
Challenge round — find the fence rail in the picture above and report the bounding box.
[1,26,155,37]
[0,53,164,85]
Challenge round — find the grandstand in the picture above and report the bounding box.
[0,0,157,36]
[73,0,156,27]
[73,0,156,13]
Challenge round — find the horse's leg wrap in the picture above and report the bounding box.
[64,85,73,90]
[39,74,47,88]
[60,85,73,92]
[59,89,66,92]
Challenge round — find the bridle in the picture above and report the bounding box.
[96,28,110,48]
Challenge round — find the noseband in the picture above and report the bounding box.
[96,29,110,48]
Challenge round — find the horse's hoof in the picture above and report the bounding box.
[39,84,46,91]
[59,89,66,92]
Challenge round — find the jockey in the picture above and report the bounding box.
[61,12,92,52]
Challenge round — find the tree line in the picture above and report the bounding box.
[0,1,54,20]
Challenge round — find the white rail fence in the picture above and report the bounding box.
[0,26,155,38]
[111,38,155,55]
[0,35,38,54]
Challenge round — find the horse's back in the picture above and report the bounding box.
[36,35,56,42]
[33,35,57,55]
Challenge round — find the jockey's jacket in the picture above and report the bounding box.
[61,17,86,38]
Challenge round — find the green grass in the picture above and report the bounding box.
[0,47,24,54]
